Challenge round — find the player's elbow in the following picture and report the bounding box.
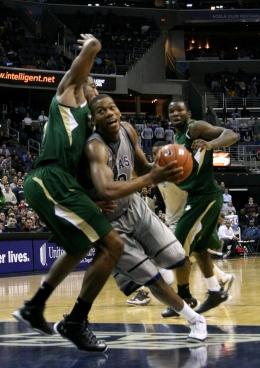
[226,129,240,144]
[96,187,117,201]
[234,132,240,143]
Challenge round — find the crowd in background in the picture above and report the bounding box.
[0,3,159,75]
[205,71,260,98]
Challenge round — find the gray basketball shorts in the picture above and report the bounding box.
[112,194,185,291]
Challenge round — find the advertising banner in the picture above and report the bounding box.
[0,67,116,91]
[0,240,33,274]
[33,240,95,272]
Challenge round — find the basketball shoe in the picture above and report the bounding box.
[127,289,151,306]
[187,315,207,342]
[219,274,234,292]
[195,289,229,314]
[12,301,53,335]
[54,315,107,352]
[161,297,199,318]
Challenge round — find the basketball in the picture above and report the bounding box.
[158,144,193,182]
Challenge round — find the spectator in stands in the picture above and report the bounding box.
[157,209,166,223]
[243,131,252,143]
[1,156,12,172]
[222,201,236,216]
[228,117,239,132]
[30,215,40,232]
[10,175,18,190]
[21,217,34,232]
[218,219,239,257]
[13,178,24,203]
[219,181,226,193]
[204,106,218,125]
[249,76,258,97]
[154,123,165,142]
[226,201,237,215]
[0,175,9,190]
[244,197,259,216]
[0,188,5,209]
[46,55,57,70]
[12,155,24,172]
[246,210,259,226]
[253,117,260,143]
[164,125,174,143]
[9,204,19,217]
[0,221,5,233]
[0,144,10,157]
[242,219,260,243]
[37,110,48,128]
[22,112,33,138]
[8,168,17,183]
[4,215,21,232]
[231,108,241,119]
[3,183,17,207]
[150,184,166,215]
[240,106,251,118]
[239,208,250,231]
[140,186,155,212]
[0,211,6,224]
[223,188,232,203]
[141,124,153,155]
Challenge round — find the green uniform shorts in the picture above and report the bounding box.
[24,165,113,255]
[175,191,223,255]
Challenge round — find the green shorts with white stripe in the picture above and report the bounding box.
[24,165,113,254]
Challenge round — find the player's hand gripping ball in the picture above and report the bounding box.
[158,144,193,183]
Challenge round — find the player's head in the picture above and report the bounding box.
[168,100,190,128]
[152,141,167,160]
[84,76,99,102]
[89,94,121,137]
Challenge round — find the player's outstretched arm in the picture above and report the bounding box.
[58,34,101,95]
[190,121,239,151]
[85,140,183,201]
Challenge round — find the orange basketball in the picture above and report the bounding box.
[158,144,193,182]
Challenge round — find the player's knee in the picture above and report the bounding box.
[103,230,124,261]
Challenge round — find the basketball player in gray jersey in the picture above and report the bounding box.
[82,94,207,342]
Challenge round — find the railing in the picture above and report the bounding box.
[7,127,20,143]
[205,92,260,111]
[220,145,260,172]
[28,138,40,155]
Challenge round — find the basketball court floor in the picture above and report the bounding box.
[1,256,260,368]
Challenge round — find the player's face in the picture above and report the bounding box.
[168,102,189,127]
[92,97,121,136]
[84,77,98,102]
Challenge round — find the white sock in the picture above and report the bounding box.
[207,248,223,256]
[205,275,221,291]
[178,301,200,323]
[213,264,228,282]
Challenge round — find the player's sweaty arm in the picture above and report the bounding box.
[57,34,101,104]
[190,121,239,151]
[85,139,182,201]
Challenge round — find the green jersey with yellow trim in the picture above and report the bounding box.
[175,120,220,195]
[34,95,92,176]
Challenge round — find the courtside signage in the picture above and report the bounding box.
[0,67,116,90]
[33,240,95,271]
[0,241,33,274]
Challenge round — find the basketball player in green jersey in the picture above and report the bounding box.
[162,100,239,317]
[12,34,126,352]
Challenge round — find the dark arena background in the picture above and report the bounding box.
[0,1,260,367]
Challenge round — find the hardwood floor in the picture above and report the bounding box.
[1,257,260,326]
